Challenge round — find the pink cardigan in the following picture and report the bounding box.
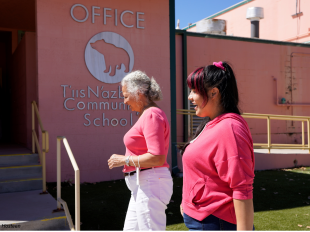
[123,107,170,173]
[182,113,255,224]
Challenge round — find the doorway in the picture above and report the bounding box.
[0,31,12,143]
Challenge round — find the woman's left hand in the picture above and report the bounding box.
[108,154,126,169]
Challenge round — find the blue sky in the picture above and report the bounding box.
[175,0,244,29]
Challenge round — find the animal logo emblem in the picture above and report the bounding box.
[85,32,134,83]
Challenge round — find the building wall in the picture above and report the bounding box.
[188,0,310,43]
[176,34,310,148]
[10,32,37,148]
[36,0,171,182]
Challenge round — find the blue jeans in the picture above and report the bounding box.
[183,213,240,231]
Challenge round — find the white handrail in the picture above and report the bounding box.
[57,136,80,231]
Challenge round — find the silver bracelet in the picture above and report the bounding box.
[130,156,137,168]
[125,155,130,166]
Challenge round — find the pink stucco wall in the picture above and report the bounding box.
[10,32,37,149]
[188,0,310,43]
[176,35,310,148]
[255,152,310,170]
[36,0,171,182]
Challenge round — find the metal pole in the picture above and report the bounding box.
[75,170,80,231]
[57,138,61,209]
[32,103,35,154]
[302,121,305,147]
[251,20,259,38]
[42,132,46,192]
[307,119,310,153]
[267,117,271,153]
[182,31,189,142]
[169,0,179,175]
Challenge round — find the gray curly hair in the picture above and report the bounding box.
[121,70,163,101]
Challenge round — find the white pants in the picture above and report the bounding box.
[123,167,173,231]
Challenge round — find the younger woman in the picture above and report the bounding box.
[180,62,255,231]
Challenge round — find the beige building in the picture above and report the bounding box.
[184,0,310,43]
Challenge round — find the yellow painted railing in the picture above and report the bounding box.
[176,109,195,138]
[32,101,49,193]
[56,137,80,231]
[177,109,310,153]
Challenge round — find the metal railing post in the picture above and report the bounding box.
[302,121,305,148]
[267,116,271,153]
[56,137,80,230]
[307,119,310,153]
[75,170,80,231]
[42,132,46,192]
[32,103,35,154]
[32,101,49,194]
[57,137,61,210]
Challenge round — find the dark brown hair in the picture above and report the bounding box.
[180,62,240,155]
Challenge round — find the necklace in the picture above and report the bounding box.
[189,123,208,144]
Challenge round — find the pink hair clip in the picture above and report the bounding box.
[213,61,226,71]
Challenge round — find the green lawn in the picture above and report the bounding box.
[47,167,310,230]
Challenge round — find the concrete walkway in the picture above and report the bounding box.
[0,190,66,225]
[254,149,310,170]
[254,148,309,154]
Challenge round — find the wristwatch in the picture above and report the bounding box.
[125,156,130,166]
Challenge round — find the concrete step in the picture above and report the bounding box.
[0,165,42,182]
[0,216,70,230]
[0,178,42,193]
[0,190,68,230]
[0,153,39,167]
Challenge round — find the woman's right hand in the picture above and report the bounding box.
[180,204,183,217]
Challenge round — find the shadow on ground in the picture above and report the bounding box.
[47,177,184,230]
[47,167,310,230]
[253,167,310,212]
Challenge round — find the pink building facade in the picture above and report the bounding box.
[175,30,310,171]
[1,0,174,182]
[185,0,310,43]
[0,0,310,183]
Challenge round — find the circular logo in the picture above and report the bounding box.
[85,32,134,83]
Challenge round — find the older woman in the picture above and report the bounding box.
[108,70,173,231]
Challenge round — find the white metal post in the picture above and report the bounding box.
[75,170,80,231]
[57,138,61,209]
